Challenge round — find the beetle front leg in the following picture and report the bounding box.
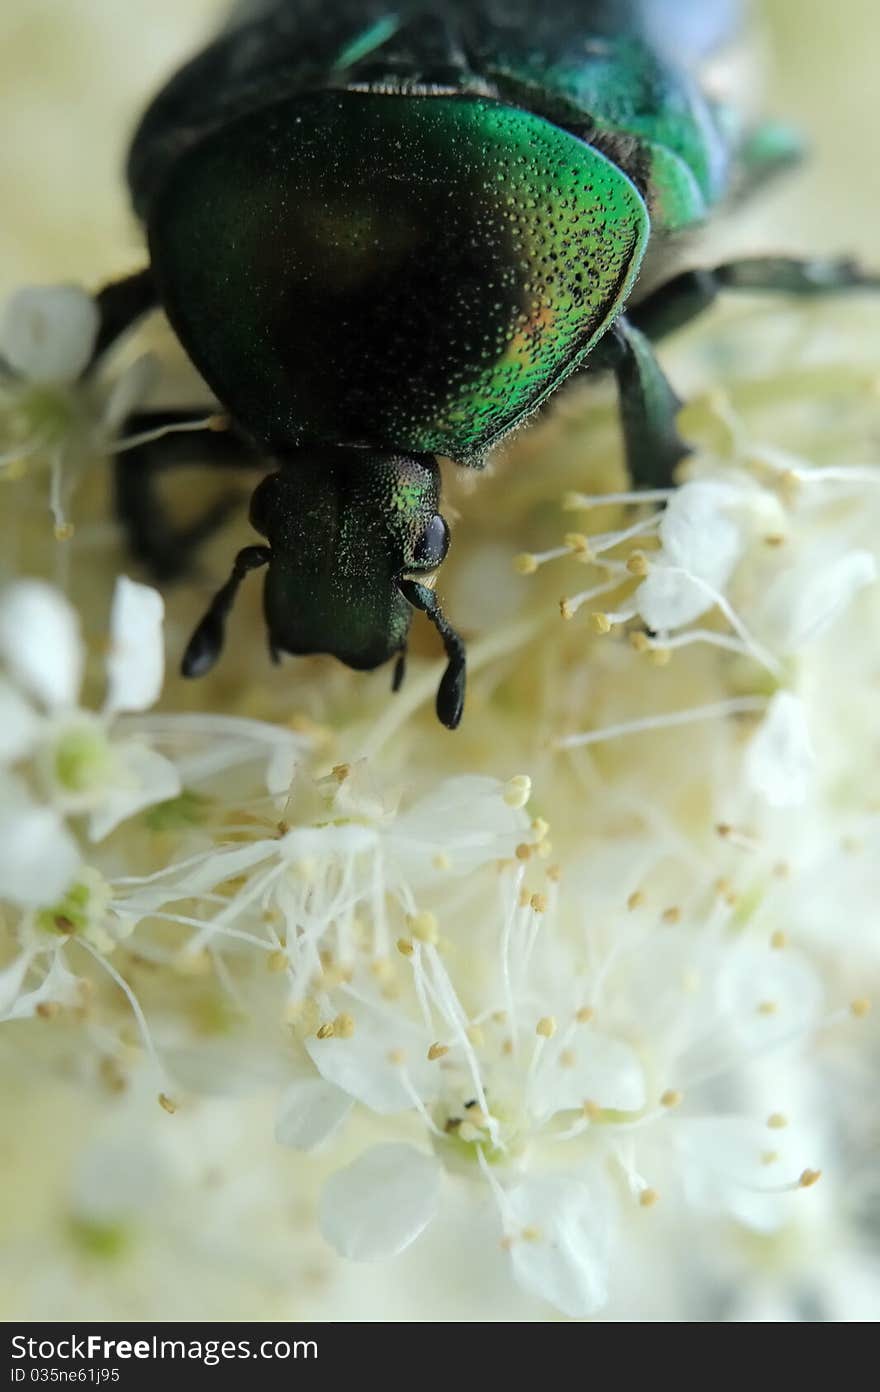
[114,410,262,581]
[592,317,691,491]
[87,268,157,370]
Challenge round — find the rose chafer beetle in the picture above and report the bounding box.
[87,0,872,728]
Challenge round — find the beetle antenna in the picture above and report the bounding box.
[398,579,466,730]
[182,545,271,678]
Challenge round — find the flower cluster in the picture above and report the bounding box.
[1,275,879,1321]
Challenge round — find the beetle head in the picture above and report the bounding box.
[181,448,466,729]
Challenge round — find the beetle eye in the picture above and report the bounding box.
[412,514,450,570]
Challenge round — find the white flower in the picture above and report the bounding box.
[0,284,155,532]
[283,830,827,1317]
[0,576,179,904]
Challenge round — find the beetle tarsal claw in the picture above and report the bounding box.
[181,544,271,681]
[398,578,467,730]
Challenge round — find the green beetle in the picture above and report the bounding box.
[88,0,869,728]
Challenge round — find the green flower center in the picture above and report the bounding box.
[51,725,114,796]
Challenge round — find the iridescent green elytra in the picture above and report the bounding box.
[150,92,648,463]
[104,1,856,729]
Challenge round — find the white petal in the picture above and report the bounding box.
[392,776,529,879]
[762,550,877,652]
[0,952,34,1018]
[306,1001,437,1115]
[637,562,716,630]
[638,481,745,631]
[119,840,276,915]
[7,951,83,1021]
[717,943,824,1052]
[660,481,743,581]
[534,1033,646,1120]
[87,743,182,841]
[676,1117,801,1233]
[505,1173,612,1318]
[281,824,379,862]
[275,1078,354,1151]
[319,1144,442,1261]
[0,284,99,383]
[0,791,80,907]
[0,680,39,762]
[746,692,815,807]
[105,577,166,715]
[0,580,83,709]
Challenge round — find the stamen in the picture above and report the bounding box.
[563,489,673,510]
[556,697,767,751]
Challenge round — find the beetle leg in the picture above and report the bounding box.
[592,316,691,490]
[113,410,262,581]
[87,268,157,371]
[397,579,466,731]
[630,257,878,343]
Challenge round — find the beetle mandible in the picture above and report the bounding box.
[86,0,871,728]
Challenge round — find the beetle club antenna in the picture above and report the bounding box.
[182,545,271,678]
[398,578,467,731]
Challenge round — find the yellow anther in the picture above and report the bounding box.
[576,1007,595,1025]
[757,1001,779,1016]
[661,1089,683,1109]
[514,552,539,576]
[649,647,671,667]
[428,1044,449,1062]
[770,931,788,951]
[467,1025,485,1047]
[503,775,532,809]
[396,938,415,958]
[559,1049,577,1069]
[767,1113,788,1130]
[268,950,288,974]
[387,1048,407,1067]
[334,1014,355,1040]
[627,891,645,911]
[639,1189,660,1208]
[626,551,649,577]
[536,1016,557,1039]
[530,893,548,914]
[629,631,650,654]
[582,1100,603,1121]
[564,532,591,556]
[531,817,550,842]
[316,1022,335,1040]
[408,911,439,945]
[158,1093,177,1115]
[799,1169,822,1189]
[516,843,533,861]
[662,907,682,926]
[851,998,872,1019]
[591,612,612,635]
